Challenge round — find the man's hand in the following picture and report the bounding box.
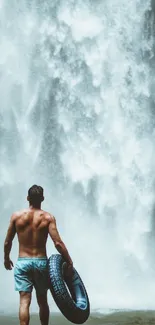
[4,258,14,270]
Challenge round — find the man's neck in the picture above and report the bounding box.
[29,204,41,210]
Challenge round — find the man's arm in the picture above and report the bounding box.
[48,215,73,266]
[4,214,16,270]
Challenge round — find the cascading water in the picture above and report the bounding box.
[0,0,155,314]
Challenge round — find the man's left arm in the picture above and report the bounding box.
[4,214,16,270]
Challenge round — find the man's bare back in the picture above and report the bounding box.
[15,208,53,258]
[4,207,73,268]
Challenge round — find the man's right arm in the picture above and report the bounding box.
[48,215,73,266]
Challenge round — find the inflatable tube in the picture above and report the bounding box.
[48,254,90,324]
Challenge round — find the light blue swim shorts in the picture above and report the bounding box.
[14,257,49,294]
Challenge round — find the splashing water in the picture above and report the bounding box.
[0,0,155,313]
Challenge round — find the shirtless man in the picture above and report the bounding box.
[4,184,73,325]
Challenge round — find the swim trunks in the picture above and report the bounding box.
[14,257,49,294]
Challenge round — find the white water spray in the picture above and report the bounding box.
[0,0,155,313]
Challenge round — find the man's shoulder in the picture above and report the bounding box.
[11,209,28,219]
[42,210,55,222]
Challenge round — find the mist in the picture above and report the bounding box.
[1,0,155,313]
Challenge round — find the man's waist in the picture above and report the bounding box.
[18,256,48,261]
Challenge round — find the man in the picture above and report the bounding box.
[4,185,73,325]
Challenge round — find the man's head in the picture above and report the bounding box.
[27,185,44,207]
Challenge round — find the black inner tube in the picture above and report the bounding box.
[62,262,88,310]
[48,254,90,324]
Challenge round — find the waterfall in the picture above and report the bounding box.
[0,0,155,313]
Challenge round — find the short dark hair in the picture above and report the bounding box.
[28,185,44,205]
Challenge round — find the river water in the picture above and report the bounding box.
[1,311,155,325]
